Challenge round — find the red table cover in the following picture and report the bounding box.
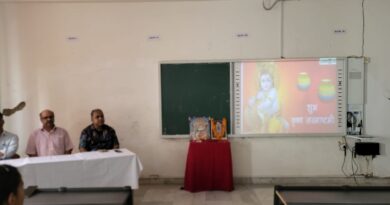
[184,140,234,192]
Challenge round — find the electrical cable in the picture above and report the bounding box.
[340,136,348,177]
[343,136,361,185]
[352,147,361,175]
[361,0,365,57]
[341,150,348,177]
[263,0,282,11]
[280,0,284,58]
[350,147,359,185]
[365,156,370,177]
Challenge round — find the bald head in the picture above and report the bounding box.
[39,109,55,131]
[40,110,54,118]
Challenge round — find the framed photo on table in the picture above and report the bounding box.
[210,118,227,140]
[189,117,210,141]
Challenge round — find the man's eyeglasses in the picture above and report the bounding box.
[41,116,54,120]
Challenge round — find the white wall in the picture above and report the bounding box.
[1,0,390,178]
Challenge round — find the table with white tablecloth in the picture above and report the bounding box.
[0,149,143,189]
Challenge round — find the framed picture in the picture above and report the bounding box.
[211,118,227,140]
[189,117,210,141]
[347,111,363,135]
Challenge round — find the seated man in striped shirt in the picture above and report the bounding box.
[0,113,19,160]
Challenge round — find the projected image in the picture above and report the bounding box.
[238,59,341,135]
[244,62,289,133]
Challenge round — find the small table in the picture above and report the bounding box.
[184,140,233,192]
[274,186,390,205]
[24,186,133,205]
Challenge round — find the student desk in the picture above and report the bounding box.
[274,186,390,205]
[0,149,143,189]
[184,140,233,192]
[24,186,133,205]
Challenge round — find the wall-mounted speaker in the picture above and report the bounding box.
[347,58,365,104]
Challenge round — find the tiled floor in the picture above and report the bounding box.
[133,185,274,205]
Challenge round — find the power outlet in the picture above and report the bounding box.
[338,141,347,156]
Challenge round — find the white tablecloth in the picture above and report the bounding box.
[0,149,143,189]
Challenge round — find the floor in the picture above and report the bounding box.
[133,185,274,205]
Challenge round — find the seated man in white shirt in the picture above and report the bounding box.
[0,113,19,160]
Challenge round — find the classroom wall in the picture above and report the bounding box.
[1,0,390,178]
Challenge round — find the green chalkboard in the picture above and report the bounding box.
[161,63,230,135]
